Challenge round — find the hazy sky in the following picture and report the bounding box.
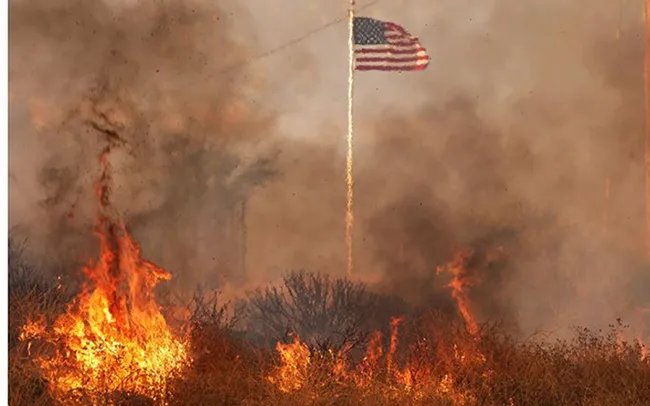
[238,0,644,274]
[8,0,649,335]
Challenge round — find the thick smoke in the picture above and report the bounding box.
[246,0,649,336]
[355,0,649,335]
[9,0,278,287]
[9,0,650,337]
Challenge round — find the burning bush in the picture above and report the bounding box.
[10,256,650,405]
[14,129,193,405]
[261,314,650,406]
[9,143,650,404]
[17,220,191,405]
[243,270,390,353]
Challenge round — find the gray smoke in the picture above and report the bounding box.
[9,0,650,338]
[9,0,279,287]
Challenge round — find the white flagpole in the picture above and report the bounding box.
[346,0,356,277]
[645,0,650,257]
[644,0,650,257]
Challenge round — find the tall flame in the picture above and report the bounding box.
[267,250,488,404]
[267,336,311,393]
[20,140,190,403]
[439,249,479,336]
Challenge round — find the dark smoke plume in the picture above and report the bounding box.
[9,0,279,287]
[9,0,650,339]
[245,0,650,336]
[348,0,650,336]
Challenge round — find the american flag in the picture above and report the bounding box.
[353,17,429,71]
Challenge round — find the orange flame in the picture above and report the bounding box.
[269,325,485,404]
[439,249,479,336]
[386,316,403,374]
[20,140,190,403]
[267,335,311,392]
[268,249,488,404]
[356,331,383,386]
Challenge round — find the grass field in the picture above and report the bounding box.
[9,241,650,406]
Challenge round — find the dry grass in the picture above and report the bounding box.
[8,246,650,406]
[158,320,650,406]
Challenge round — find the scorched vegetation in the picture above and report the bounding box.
[9,241,650,406]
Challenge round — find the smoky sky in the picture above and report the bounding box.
[9,0,279,287]
[246,0,649,336]
[9,0,650,337]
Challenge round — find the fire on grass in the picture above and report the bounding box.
[19,142,191,404]
[266,250,649,405]
[14,135,650,405]
[267,250,487,403]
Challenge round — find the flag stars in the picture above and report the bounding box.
[354,17,386,45]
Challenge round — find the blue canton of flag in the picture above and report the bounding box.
[353,17,429,71]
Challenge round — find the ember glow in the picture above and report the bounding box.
[267,335,311,393]
[267,315,486,405]
[438,248,479,336]
[19,143,190,403]
[267,252,490,404]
